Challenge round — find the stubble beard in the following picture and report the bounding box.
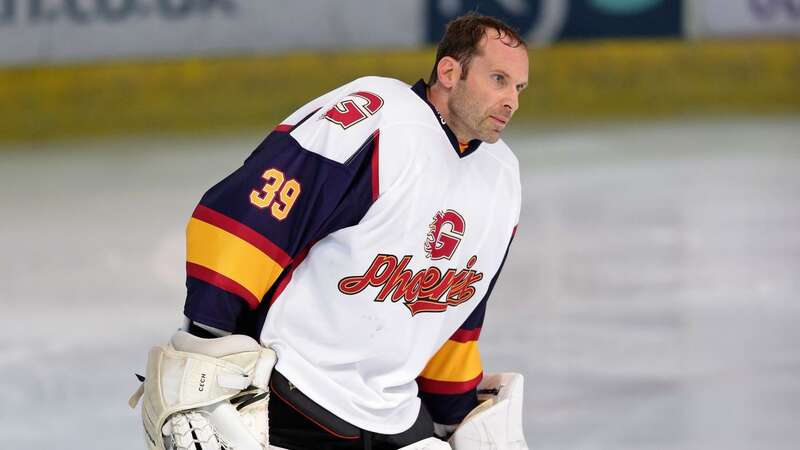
[447,83,501,144]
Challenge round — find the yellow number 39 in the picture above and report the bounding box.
[249,168,301,221]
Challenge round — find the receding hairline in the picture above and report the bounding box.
[429,14,527,85]
[470,26,527,61]
[483,26,526,49]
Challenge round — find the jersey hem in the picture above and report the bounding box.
[267,347,421,435]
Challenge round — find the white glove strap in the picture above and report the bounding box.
[149,342,251,412]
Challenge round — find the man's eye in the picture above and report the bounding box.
[493,74,505,84]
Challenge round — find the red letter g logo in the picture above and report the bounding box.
[425,210,466,260]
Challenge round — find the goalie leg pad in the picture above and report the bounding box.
[129,331,277,450]
[448,373,529,450]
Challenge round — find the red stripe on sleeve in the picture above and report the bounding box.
[371,131,380,203]
[186,262,260,310]
[450,327,482,343]
[417,373,483,395]
[274,124,293,132]
[192,205,292,267]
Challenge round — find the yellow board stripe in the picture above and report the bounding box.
[186,217,283,303]
[419,340,482,382]
[2,40,798,142]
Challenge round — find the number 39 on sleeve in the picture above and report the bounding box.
[249,168,301,221]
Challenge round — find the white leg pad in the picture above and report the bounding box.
[448,373,529,450]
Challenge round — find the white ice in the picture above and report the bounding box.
[1,116,798,449]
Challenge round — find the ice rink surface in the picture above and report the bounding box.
[1,116,799,449]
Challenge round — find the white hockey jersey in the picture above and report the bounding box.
[184,76,520,434]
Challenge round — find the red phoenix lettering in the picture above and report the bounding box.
[338,254,483,316]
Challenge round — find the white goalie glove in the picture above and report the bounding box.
[129,331,277,450]
[444,373,529,450]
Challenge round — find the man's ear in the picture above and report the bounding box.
[436,56,461,89]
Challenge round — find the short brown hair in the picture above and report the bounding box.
[429,12,526,85]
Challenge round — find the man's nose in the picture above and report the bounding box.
[504,88,519,114]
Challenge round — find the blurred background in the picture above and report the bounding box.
[1,1,798,449]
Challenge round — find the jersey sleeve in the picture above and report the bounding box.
[184,106,380,332]
[417,228,517,425]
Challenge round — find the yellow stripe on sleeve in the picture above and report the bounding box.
[186,217,284,303]
[419,340,482,382]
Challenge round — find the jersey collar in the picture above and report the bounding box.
[411,79,483,158]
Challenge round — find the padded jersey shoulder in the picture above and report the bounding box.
[287,77,438,166]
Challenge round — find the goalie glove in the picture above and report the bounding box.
[446,373,529,450]
[129,331,277,450]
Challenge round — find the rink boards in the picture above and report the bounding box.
[0,39,798,142]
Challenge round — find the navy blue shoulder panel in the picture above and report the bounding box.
[185,128,378,333]
[198,130,369,258]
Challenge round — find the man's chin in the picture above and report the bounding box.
[482,130,502,144]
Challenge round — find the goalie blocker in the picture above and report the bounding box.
[129,332,528,449]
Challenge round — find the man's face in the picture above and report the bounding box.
[447,31,529,144]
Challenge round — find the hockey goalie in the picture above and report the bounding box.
[131,11,531,450]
